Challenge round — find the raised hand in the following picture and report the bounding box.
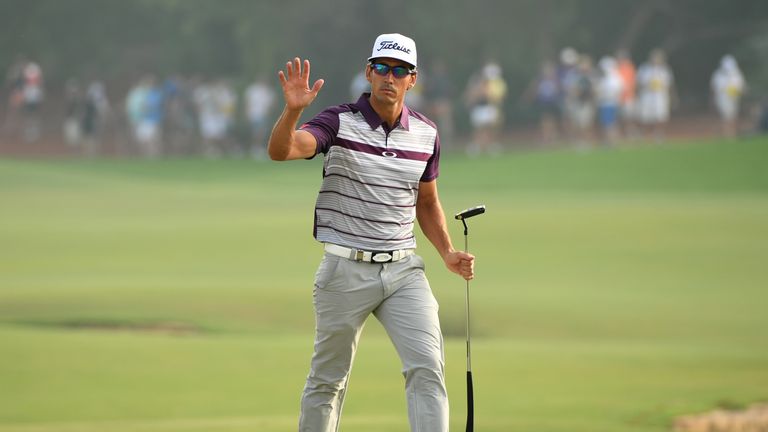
[278,57,325,111]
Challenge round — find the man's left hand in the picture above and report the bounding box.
[444,251,475,281]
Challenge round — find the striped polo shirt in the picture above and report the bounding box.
[301,93,440,251]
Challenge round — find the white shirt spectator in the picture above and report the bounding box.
[597,57,624,107]
[637,61,673,124]
[22,62,44,105]
[711,55,745,121]
[245,80,275,123]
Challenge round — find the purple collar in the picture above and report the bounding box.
[355,93,410,132]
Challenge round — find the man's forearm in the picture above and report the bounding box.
[416,197,455,259]
[268,106,303,161]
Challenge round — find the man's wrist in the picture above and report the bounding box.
[282,105,304,120]
[440,248,456,260]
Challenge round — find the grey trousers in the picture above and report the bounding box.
[299,252,449,432]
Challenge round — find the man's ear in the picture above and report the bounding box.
[409,72,418,89]
[365,65,372,83]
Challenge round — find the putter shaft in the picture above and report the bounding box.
[465,231,472,372]
[464,229,474,432]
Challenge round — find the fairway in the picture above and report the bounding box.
[1,138,768,431]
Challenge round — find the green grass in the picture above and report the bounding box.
[1,138,768,431]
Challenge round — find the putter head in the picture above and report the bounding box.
[455,205,486,220]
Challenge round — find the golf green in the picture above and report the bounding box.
[1,138,767,431]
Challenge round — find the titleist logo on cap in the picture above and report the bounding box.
[377,41,411,54]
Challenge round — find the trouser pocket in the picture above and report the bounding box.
[314,253,341,290]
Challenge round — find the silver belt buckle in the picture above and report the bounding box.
[372,252,393,263]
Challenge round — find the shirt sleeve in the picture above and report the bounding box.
[420,131,440,182]
[299,107,341,157]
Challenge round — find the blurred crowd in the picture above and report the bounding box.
[520,47,759,149]
[2,57,277,158]
[2,49,768,158]
[122,75,275,158]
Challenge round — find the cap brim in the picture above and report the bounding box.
[367,55,416,70]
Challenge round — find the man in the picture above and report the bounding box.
[596,57,624,146]
[615,49,637,139]
[637,49,675,143]
[244,76,276,158]
[268,33,475,432]
[710,54,745,138]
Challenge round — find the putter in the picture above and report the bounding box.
[454,204,485,432]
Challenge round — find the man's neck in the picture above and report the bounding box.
[369,96,403,130]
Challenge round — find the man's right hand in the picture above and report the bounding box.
[268,58,323,161]
[278,57,325,111]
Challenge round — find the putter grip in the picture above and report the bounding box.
[455,205,486,220]
[466,371,474,432]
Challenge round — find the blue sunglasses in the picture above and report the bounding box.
[370,62,415,79]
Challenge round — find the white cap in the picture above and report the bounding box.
[560,47,578,65]
[599,56,617,72]
[721,54,737,71]
[368,33,417,69]
[483,62,501,79]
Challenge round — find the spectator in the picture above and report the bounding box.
[126,77,148,149]
[63,79,85,147]
[711,54,745,139]
[126,75,164,157]
[3,55,26,138]
[465,61,507,155]
[523,60,561,146]
[21,59,45,143]
[423,59,455,146]
[142,78,166,156]
[563,55,597,147]
[557,47,579,141]
[81,80,111,156]
[637,49,675,143]
[173,75,200,155]
[759,97,768,134]
[244,76,276,158]
[616,49,638,139]
[596,56,624,146]
[194,78,235,157]
[161,75,195,155]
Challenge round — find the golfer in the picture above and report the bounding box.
[268,33,474,432]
